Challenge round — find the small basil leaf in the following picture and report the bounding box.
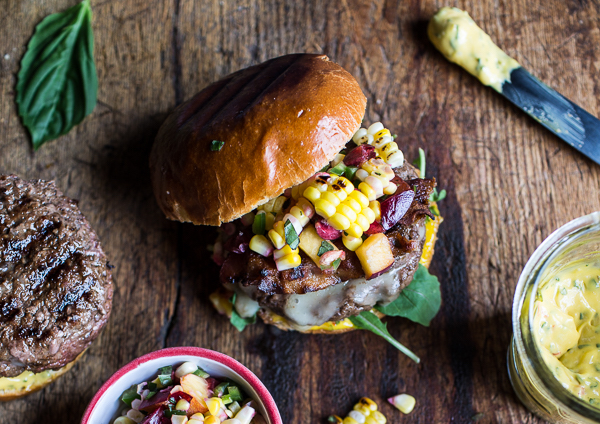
[375,264,441,326]
[348,311,420,363]
[284,219,299,250]
[16,0,97,149]
[252,213,266,235]
[211,140,225,151]
[317,240,335,256]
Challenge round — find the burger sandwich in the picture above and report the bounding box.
[150,54,443,360]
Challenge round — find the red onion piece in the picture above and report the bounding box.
[343,145,377,166]
[315,219,342,240]
[365,221,384,235]
[380,190,415,231]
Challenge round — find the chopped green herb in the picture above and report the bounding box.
[319,164,330,172]
[317,240,335,256]
[328,417,339,423]
[158,366,172,375]
[329,162,347,176]
[230,293,257,332]
[560,288,568,296]
[214,382,230,397]
[580,312,585,320]
[210,140,225,151]
[146,391,157,399]
[284,219,300,249]
[348,311,420,363]
[592,382,599,389]
[222,394,233,404]
[158,373,172,387]
[331,258,341,270]
[429,188,447,203]
[147,382,157,391]
[594,364,600,373]
[165,410,187,418]
[579,344,590,349]
[192,367,210,378]
[344,166,358,181]
[120,385,141,406]
[227,385,243,402]
[393,134,398,139]
[252,213,266,235]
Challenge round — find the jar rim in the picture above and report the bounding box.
[512,211,600,418]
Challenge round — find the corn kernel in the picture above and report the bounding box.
[374,135,393,148]
[290,206,309,226]
[329,213,351,231]
[361,161,376,173]
[273,220,285,237]
[322,191,341,207]
[343,235,363,251]
[204,417,219,424]
[114,418,136,424]
[353,403,371,416]
[383,182,397,195]
[337,176,354,194]
[356,169,369,181]
[373,128,391,140]
[190,414,205,421]
[303,186,322,202]
[352,128,369,145]
[370,411,386,423]
[380,141,398,155]
[388,394,416,414]
[364,418,378,424]
[206,398,224,416]
[267,229,285,250]
[331,186,348,201]
[349,191,369,208]
[189,421,204,424]
[342,198,362,214]
[348,410,366,423]
[367,122,384,135]
[368,201,380,222]
[175,399,191,411]
[343,418,359,424]
[314,199,337,218]
[385,150,404,167]
[265,212,275,231]
[275,253,301,271]
[249,235,274,257]
[273,196,287,213]
[365,176,383,196]
[274,245,299,259]
[358,398,378,412]
[356,214,370,232]
[359,182,376,201]
[337,204,357,223]
[346,223,363,238]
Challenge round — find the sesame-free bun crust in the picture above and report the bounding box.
[150,54,367,226]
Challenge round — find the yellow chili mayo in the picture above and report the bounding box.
[428,7,520,92]
[533,260,600,406]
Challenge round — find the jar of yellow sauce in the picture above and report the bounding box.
[509,212,600,423]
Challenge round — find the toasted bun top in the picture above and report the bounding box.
[150,54,367,226]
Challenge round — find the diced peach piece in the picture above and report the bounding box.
[356,233,394,279]
[298,224,337,267]
[180,373,209,414]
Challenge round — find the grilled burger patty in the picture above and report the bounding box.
[220,162,434,326]
[0,176,113,377]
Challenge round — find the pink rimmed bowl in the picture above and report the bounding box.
[81,347,282,424]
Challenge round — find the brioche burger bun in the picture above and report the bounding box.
[150,54,441,334]
[0,176,113,400]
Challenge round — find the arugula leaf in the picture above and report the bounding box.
[375,264,441,326]
[16,0,97,149]
[317,240,335,256]
[284,219,300,249]
[230,293,257,332]
[413,147,426,178]
[210,140,225,151]
[120,385,140,406]
[348,311,420,363]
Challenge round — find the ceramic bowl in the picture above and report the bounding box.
[81,346,282,424]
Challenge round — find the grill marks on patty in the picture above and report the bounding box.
[0,175,113,377]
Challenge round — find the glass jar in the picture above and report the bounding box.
[509,212,600,423]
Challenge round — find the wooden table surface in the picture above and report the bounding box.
[2,0,600,423]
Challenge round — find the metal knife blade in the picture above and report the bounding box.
[501,67,600,165]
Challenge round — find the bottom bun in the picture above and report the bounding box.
[0,351,85,401]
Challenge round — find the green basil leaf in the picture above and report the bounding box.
[284,219,299,249]
[16,0,97,149]
[252,213,266,235]
[230,293,257,332]
[430,188,447,203]
[331,258,341,270]
[317,240,335,257]
[348,311,420,363]
[375,264,441,326]
[157,365,172,375]
[211,140,225,151]
[120,385,140,406]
